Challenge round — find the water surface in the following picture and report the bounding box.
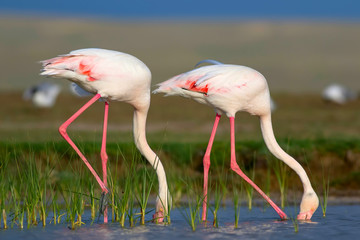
[1,205,359,240]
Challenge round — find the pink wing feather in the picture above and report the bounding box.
[41,54,98,82]
[154,68,220,96]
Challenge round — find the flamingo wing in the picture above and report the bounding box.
[40,53,101,82]
[154,65,227,97]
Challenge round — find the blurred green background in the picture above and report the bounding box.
[1,16,360,142]
[1,1,360,197]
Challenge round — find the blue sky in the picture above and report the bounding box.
[1,0,359,20]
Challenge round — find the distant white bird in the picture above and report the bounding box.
[154,62,319,221]
[270,97,277,112]
[23,82,61,108]
[40,48,170,223]
[322,84,357,104]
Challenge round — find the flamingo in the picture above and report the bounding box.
[40,48,170,223]
[154,61,319,220]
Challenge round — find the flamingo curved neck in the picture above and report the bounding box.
[132,108,169,198]
[259,114,313,193]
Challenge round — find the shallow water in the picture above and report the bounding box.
[1,205,360,240]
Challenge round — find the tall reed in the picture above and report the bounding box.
[127,192,136,227]
[320,181,330,218]
[217,153,229,207]
[291,216,299,233]
[63,158,87,230]
[320,160,330,217]
[88,181,96,221]
[118,155,137,227]
[302,150,330,217]
[210,182,222,227]
[9,177,25,229]
[290,197,299,233]
[265,158,272,197]
[38,181,47,227]
[50,186,60,225]
[0,150,10,229]
[233,178,242,228]
[118,178,131,227]
[107,158,118,222]
[180,179,202,231]
[23,152,41,227]
[68,190,76,230]
[243,159,256,210]
[66,186,85,230]
[135,166,155,225]
[9,184,18,228]
[273,158,288,209]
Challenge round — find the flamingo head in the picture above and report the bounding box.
[297,190,319,220]
[153,190,172,223]
[153,207,164,223]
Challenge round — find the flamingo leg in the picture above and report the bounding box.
[58,93,108,193]
[100,101,109,223]
[229,117,287,220]
[202,114,221,222]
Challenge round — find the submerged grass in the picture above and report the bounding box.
[233,177,242,228]
[210,182,222,227]
[320,169,330,217]
[135,165,156,225]
[290,197,299,233]
[303,150,331,218]
[180,185,202,231]
[318,159,331,217]
[291,216,299,233]
[0,149,10,229]
[273,159,289,209]
[243,159,256,211]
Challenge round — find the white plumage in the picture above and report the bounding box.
[40,48,170,223]
[154,64,271,117]
[41,48,152,105]
[155,63,319,220]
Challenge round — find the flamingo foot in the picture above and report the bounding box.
[275,208,288,220]
[152,208,164,223]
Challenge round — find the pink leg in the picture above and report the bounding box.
[202,114,221,222]
[229,117,287,220]
[59,94,108,193]
[101,101,109,223]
